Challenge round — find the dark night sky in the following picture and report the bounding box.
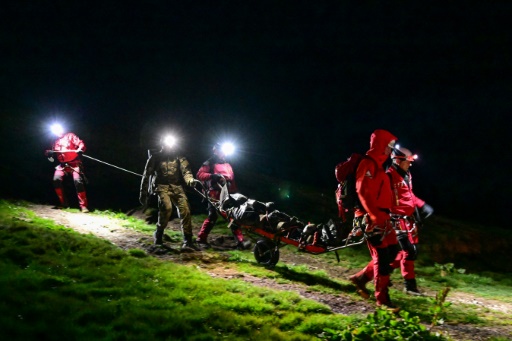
[1,2,510,226]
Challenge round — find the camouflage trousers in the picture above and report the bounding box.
[155,184,192,236]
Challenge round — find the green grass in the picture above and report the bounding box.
[2,200,351,340]
[4,199,511,340]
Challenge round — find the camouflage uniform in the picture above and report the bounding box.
[140,151,196,247]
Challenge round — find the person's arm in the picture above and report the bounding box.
[356,159,388,225]
[196,162,213,182]
[67,133,86,152]
[179,157,195,186]
[76,136,86,153]
[139,156,154,204]
[409,174,433,219]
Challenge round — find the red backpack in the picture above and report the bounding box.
[334,153,364,222]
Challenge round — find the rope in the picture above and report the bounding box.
[82,154,142,177]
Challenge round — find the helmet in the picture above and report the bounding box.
[392,146,417,162]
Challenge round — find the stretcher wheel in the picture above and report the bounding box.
[253,239,279,267]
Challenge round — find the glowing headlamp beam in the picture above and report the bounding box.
[50,123,64,137]
[163,135,177,148]
[393,144,418,161]
[220,142,235,156]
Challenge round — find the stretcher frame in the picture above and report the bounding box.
[192,180,366,267]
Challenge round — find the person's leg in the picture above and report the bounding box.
[71,167,88,212]
[231,225,251,250]
[373,244,397,309]
[402,244,422,295]
[155,187,172,245]
[349,259,373,299]
[174,189,199,252]
[197,204,218,246]
[53,168,68,207]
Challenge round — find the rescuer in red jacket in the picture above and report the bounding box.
[45,124,89,213]
[388,146,433,295]
[349,129,399,311]
[349,145,435,300]
[196,143,251,250]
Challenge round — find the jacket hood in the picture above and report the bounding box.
[367,129,398,165]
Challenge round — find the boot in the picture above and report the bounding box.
[349,273,371,299]
[404,278,423,296]
[54,188,68,208]
[376,300,401,313]
[376,291,400,313]
[236,240,252,250]
[77,191,89,213]
[154,228,165,245]
[232,227,251,250]
[181,234,200,252]
[195,237,212,249]
[196,219,214,249]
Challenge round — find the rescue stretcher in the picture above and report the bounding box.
[193,178,366,267]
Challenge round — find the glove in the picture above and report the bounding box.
[419,203,434,220]
[211,173,222,182]
[139,193,147,206]
[186,178,197,187]
[364,223,385,247]
[365,232,384,247]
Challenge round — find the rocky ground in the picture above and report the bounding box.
[29,204,512,341]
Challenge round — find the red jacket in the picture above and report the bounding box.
[355,129,397,225]
[197,157,237,199]
[388,164,425,216]
[51,133,86,164]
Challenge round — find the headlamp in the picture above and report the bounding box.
[393,144,418,162]
[220,142,235,156]
[163,135,177,148]
[50,123,64,137]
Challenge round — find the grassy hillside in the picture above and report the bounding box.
[0,200,458,340]
[2,200,512,340]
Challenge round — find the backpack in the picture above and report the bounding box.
[334,153,364,222]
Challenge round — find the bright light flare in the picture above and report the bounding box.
[163,135,177,148]
[394,144,418,162]
[220,142,235,156]
[50,123,64,137]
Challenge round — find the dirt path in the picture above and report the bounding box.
[29,204,512,341]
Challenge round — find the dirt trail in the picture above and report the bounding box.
[29,204,512,341]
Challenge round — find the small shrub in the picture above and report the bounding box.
[128,249,147,258]
[322,309,447,340]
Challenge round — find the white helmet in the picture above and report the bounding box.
[392,145,417,162]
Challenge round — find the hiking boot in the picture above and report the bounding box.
[236,240,252,250]
[154,229,164,245]
[181,240,200,252]
[376,301,401,314]
[81,207,90,213]
[404,287,424,296]
[349,274,370,299]
[196,238,212,249]
[404,278,424,296]
[181,234,200,252]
